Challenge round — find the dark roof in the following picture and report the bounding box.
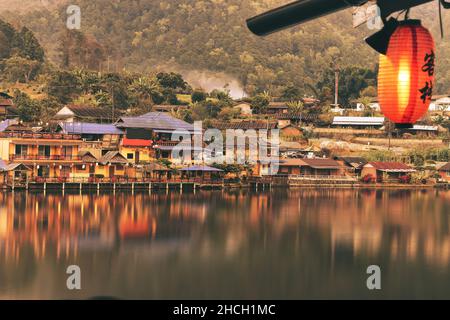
[366,162,415,172]
[0,92,13,99]
[57,105,115,120]
[59,122,124,135]
[116,112,194,132]
[211,121,277,130]
[302,158,344,169]
[78,151,97,163]
[335,156,367,167]
[439,162,450,171]
[99,151,128,165]
[180,165,223,172]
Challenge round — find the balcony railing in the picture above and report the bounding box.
[10,154,82,161]
[288,174,358,181]
[24,177,224,185]
[0,132,82,140]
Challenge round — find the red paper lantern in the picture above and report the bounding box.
[378,20,435,126]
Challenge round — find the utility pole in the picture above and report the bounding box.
[334,65,339,106]
[111,86,115,122]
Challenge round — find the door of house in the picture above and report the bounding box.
[109,166,115,178]
[61,166,71,178]
[135,151,140,163]
[37,166,50,177]
[89,165,95,177]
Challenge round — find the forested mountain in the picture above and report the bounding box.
[1,0,450,99]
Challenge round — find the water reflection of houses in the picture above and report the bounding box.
[0,192,211,262]
[291,190,450,267]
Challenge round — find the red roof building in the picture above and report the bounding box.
[361,161,415,183]
[438,162,450,182]
[122,137,153,147]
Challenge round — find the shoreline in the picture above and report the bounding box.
[1,182,447,192]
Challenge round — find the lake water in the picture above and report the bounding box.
[0,189,449,299]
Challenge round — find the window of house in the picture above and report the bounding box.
[127,153,134,159]
[38,145,51,157]
[15,145,28,156]
[62,146,73,158]
[162,151,170,159]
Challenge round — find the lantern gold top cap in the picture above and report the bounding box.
[398,19,422,26]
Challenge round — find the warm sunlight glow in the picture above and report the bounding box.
[397,60,411,111]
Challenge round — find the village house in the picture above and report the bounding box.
[139,162,171,180]
[437,162,450,182]
[257,158,348,177]
[0,94,18,120]
[279,123,303,141]
[360,162,416,183]
[115,112,197,165]
[180,165,224,182]
[429,95,450,112]
[96,151,131,180]
[266,102,289,114]
[334,156,367,176]
[0,129,84,181]
[54,105,118,123]
[232,101,252,116]
[211,120,278,131]
[57,122,124,154]
[400,124,442,138]
[210,120,279,171]
[0,160,31,185]
[332,116,385,128]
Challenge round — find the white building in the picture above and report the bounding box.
[429,95,450,112]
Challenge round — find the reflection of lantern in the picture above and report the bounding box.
[378,20,435,127]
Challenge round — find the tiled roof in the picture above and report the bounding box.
[335,156,367,167]
[180,165,223,172]
[211,121,277,130]
[62,105,115,119]
[279,159,307,166]
[0,160,31,171]
[366,162,415,172]
[116,112,194,132]
[99,151,128,165]
[78,151,97,163]
[59,122,124,135]
[302,158,344,169]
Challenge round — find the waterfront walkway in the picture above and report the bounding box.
[2,177,225,191]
